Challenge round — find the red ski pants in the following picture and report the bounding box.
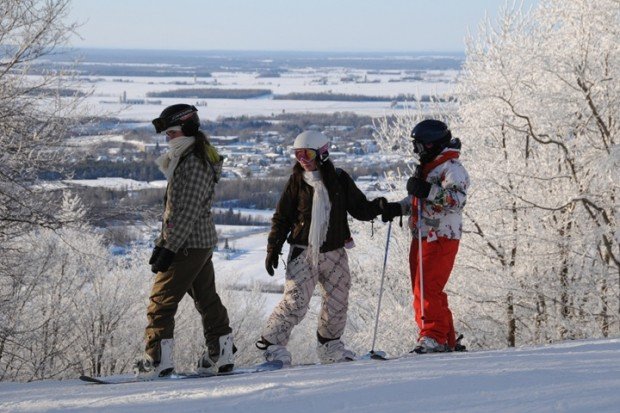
[409,237,460,347]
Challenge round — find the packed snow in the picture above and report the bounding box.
[0,338,618,412]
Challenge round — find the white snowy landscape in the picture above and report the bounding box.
[1,1,618,412]
[78,68,458,122]
[1,338,619,413]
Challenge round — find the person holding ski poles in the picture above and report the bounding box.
[381,119,469,353]
[257,130,386,365]
[133,104,236,379]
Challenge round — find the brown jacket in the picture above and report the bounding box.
[267,166,382,253]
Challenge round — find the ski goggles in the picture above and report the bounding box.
[294,148,318,162]
[412,140,428,154]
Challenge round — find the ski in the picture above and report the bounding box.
[79,360,284,385]
[360,350,388,361]
[364,334,467,360]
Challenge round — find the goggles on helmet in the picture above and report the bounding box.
[152,105,198,133]
[152,117,169,134]
[294,148,317,162]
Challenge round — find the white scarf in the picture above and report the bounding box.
[303,170,331,268]
[155,136,195,180]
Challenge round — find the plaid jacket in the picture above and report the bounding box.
[156,150,222,252]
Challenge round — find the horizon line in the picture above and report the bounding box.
[63,46,466,55]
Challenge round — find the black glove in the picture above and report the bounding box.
[151,247,176,273]
[372,197,388,217]
[381,202,402,223]
[148,246,162,265]
[265,248,281,276]
[413,164,423,178]
[407,176,431,199]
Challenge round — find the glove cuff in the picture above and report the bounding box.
[267,243,282,254]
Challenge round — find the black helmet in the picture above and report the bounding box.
[410,119,452,162]
[152,104,200,136]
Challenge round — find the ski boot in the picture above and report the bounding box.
[411,336,448,354]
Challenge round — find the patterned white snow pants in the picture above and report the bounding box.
[261,247,351,346]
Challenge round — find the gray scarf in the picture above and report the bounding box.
[155,136,195,180]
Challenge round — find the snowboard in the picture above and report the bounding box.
[79,360,284,385]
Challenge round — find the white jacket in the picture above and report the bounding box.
[399,149,469,241]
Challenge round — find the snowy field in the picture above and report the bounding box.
[1,338,618,413]
[89,97,408,122]
[68,67,458,121]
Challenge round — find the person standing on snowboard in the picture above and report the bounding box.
[133,104,236,379]
[257,130,386,365]
[381,119,469,353]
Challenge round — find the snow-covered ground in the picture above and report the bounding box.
[1,338,618,413]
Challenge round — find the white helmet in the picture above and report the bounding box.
[292,131,330,163]
[293,131,329,150]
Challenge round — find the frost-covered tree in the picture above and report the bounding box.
[0,190,144,381]
[0,0,84,242]
[455,0,619,345]
[0,226,100,381]
[72,249,146,378]
[362,0,618,351]
[0,0,95,380]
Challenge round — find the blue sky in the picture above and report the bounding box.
[68,0,537,52]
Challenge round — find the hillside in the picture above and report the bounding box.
[1,338,618,413]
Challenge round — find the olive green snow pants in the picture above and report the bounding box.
[144,248,231,361]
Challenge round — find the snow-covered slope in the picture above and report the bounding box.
[1,338,618,413]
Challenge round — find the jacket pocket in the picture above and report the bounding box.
[291,221,304,239]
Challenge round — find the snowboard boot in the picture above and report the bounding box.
[133,338,174,379]
[316,338,356,363]
[264,345,292,365]
[256,337,292,365]
[197,333,236,374]
[411,336,448,354]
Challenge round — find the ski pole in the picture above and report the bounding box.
[370,220,392,356]
[418,198,425,325]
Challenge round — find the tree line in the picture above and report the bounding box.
[147,88,272,99]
